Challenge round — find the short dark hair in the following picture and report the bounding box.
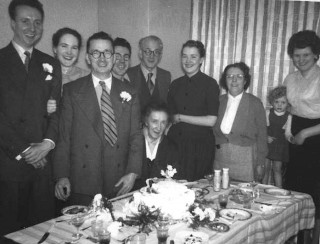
[268,86,287,105]
[9,0,44,20]
[86,31,113,53]
[114,37,131,56]
[142,102,171,125]
[220,62,251,91]
[287,30,320,59]
[181,40,205,58]
[139,35,163,51]
[52,27,82,49]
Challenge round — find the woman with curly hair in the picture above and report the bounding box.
[284,30,320,243]
[213,62,268,182]
[262,86,291,188]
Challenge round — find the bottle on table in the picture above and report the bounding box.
[222,168,229,189]
[214,169,221,192]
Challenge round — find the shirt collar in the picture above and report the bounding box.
[92,74,112,91]
[228,91,244,101]
[274,110,285,116]
[12,40,33,61]
[140,64,157,81]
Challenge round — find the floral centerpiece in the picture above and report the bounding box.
[160,165,177,179]
[187,203,216,230]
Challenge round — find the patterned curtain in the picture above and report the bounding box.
[191,0,320,106]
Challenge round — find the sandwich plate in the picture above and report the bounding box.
[174,231,209,244]
[61,205,88,217]
[219,208,252,221]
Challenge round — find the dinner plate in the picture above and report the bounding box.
[61,205,88,217]
[209,222,230,232]
[174,230,209,244]
[238,183,251,188]
[191,187,210,198]
[264,188,291,198]
[219,208,252,221]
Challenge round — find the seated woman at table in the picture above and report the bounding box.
[284,30,320,244]
[133,102,179,190]
[47,27,90,113]
[213,62,268,182]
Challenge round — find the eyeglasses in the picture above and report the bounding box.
[226,74,244,80]
[89,50,113,59]
[143,49,162,57]
[115,53,130,61]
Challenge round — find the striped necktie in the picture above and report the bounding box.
[24,51,31,72]
[99,81,117,146]
[147,72,154,94]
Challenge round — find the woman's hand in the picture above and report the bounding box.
[292,130,307,145]
[267,136,276,143]
[172,114,181,124]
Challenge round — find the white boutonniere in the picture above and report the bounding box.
[42,63,53,81]
[120,91,132,103]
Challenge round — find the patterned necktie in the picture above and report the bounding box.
[99,81,117,146]
[24,51,31,72]
[147,73,154,95]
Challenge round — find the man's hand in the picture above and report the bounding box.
[55,177,71,201]
[292,130,307,145]
[47,99,57,114]
[22,140,53,164]
[115,173,138,196]
[267,136,275,143]
[28,157,47,169]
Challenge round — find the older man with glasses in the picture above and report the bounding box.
[127,35,171,113]
[53,31,143,206]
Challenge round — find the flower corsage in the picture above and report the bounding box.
[120,91,132,103]
[42,63,53,81]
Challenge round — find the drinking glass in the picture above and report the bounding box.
[158,214,170,227]
[157,226,169,244]
[91,219,104,238]
[70,213,86,239]
[218,194,228,209]
[127,233,147,244]
[98,228,111,244]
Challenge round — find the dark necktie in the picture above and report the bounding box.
[147,73,154,95]
[24,51,30,72]
[99,81,117,146]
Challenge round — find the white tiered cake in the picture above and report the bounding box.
[127,180,195,220]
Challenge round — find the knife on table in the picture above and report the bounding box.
[38,222,55,244]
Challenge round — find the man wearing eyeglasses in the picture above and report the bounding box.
[127,35,171,113]
[112,37,131,83]
[53,32,143,205]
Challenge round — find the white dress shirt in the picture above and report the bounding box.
[92,74,112,107]
[220,92,244,134]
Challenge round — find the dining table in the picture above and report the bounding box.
[4,181,315,244]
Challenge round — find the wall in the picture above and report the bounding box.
[0,0,191,79]
[98,0,191,80]
[0,0,99,70]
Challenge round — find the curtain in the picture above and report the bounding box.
[191,0,320,106]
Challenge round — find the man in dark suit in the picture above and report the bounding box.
[53,32,143,205]
[112,37,131,83]
[127,35,171,113]
[0,0,61,235]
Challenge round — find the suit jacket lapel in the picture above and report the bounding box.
[76,75,104,142]
[110,77,123,127]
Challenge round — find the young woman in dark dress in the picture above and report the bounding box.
[167,40,220,181]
